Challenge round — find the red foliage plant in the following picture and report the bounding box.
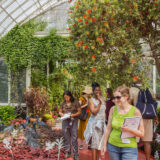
[0,129,65,159]
[0,142,65,160]
[24,87,50,117]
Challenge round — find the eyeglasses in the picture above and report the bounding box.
[113,96,122,100]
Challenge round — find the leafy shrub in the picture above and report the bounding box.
[0,105,16,125]
[48,82,64,109]
[24,87,50,117]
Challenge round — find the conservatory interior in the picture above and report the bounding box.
[0,0,160,160]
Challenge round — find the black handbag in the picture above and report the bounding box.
[78,107,88,121]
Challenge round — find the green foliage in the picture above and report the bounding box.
[0,20,72,75]
[0,105,16,125]
[0,19,73,104]
[31,68,47,87]
[43,113,53,120]
[48,72,66,108]
[0,20,38,73]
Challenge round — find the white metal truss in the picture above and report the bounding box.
[0,0,69,38]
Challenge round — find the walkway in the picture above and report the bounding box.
[78,148,154,160]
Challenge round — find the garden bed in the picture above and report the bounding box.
[0,121,65,160]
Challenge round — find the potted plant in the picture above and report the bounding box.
[24,87,50,121]
[43,113,56,127]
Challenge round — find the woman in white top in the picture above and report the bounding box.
[84,82,106,160]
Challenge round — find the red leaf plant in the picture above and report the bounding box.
[24,87,50,117]
[0,128,65,159]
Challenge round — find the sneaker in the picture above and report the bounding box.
[65,152,71,159]
[79,144,83,150]
[74,156,80,160]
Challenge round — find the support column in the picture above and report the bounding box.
[26,66,31,116]
[26,66,31,91]
[8,69,11,104]
[153,65,156,94]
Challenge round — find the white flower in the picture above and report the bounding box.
[11,129,18,137]
[45,141,55,151]
[3,138,11,150]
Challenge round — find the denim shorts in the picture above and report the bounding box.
[108,143,138,160]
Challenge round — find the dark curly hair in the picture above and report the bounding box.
[92,82,100,92]
[106,88,113,99]
[63,91,75,102]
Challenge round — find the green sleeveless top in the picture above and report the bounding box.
[108,106,137,148]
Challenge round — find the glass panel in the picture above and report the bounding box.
[1,17,12,28]
[16,14,26,23]
[25,4,37,16]
[0,26,4,34]
[39,0,48,6]
[33,0,40,8]
[12,8,23,19]
[0,57,8,103]
[10,70,26,103]
[42,2,51,10]
[21,0,34,11]
[49,0,57,6]
[16,0,26,5]
[42,2,69,31]
[0,0,66,38]
[1,0,13,8]
[6,1,19,14]
[6,21,16,32]
[0,12,7,22]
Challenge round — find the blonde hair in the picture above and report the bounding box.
[114,85,130,97]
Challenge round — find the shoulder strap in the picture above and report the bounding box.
[145,88,154,103]
[137,90,143,102]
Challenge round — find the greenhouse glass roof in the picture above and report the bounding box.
[0,0,68,37]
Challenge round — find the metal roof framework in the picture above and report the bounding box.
[0,0,68,38]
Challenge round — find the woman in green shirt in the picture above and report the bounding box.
[102,85,144,160]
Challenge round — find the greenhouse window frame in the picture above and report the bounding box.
[0,57,31,105]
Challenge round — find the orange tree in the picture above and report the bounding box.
[67,0,150,88]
